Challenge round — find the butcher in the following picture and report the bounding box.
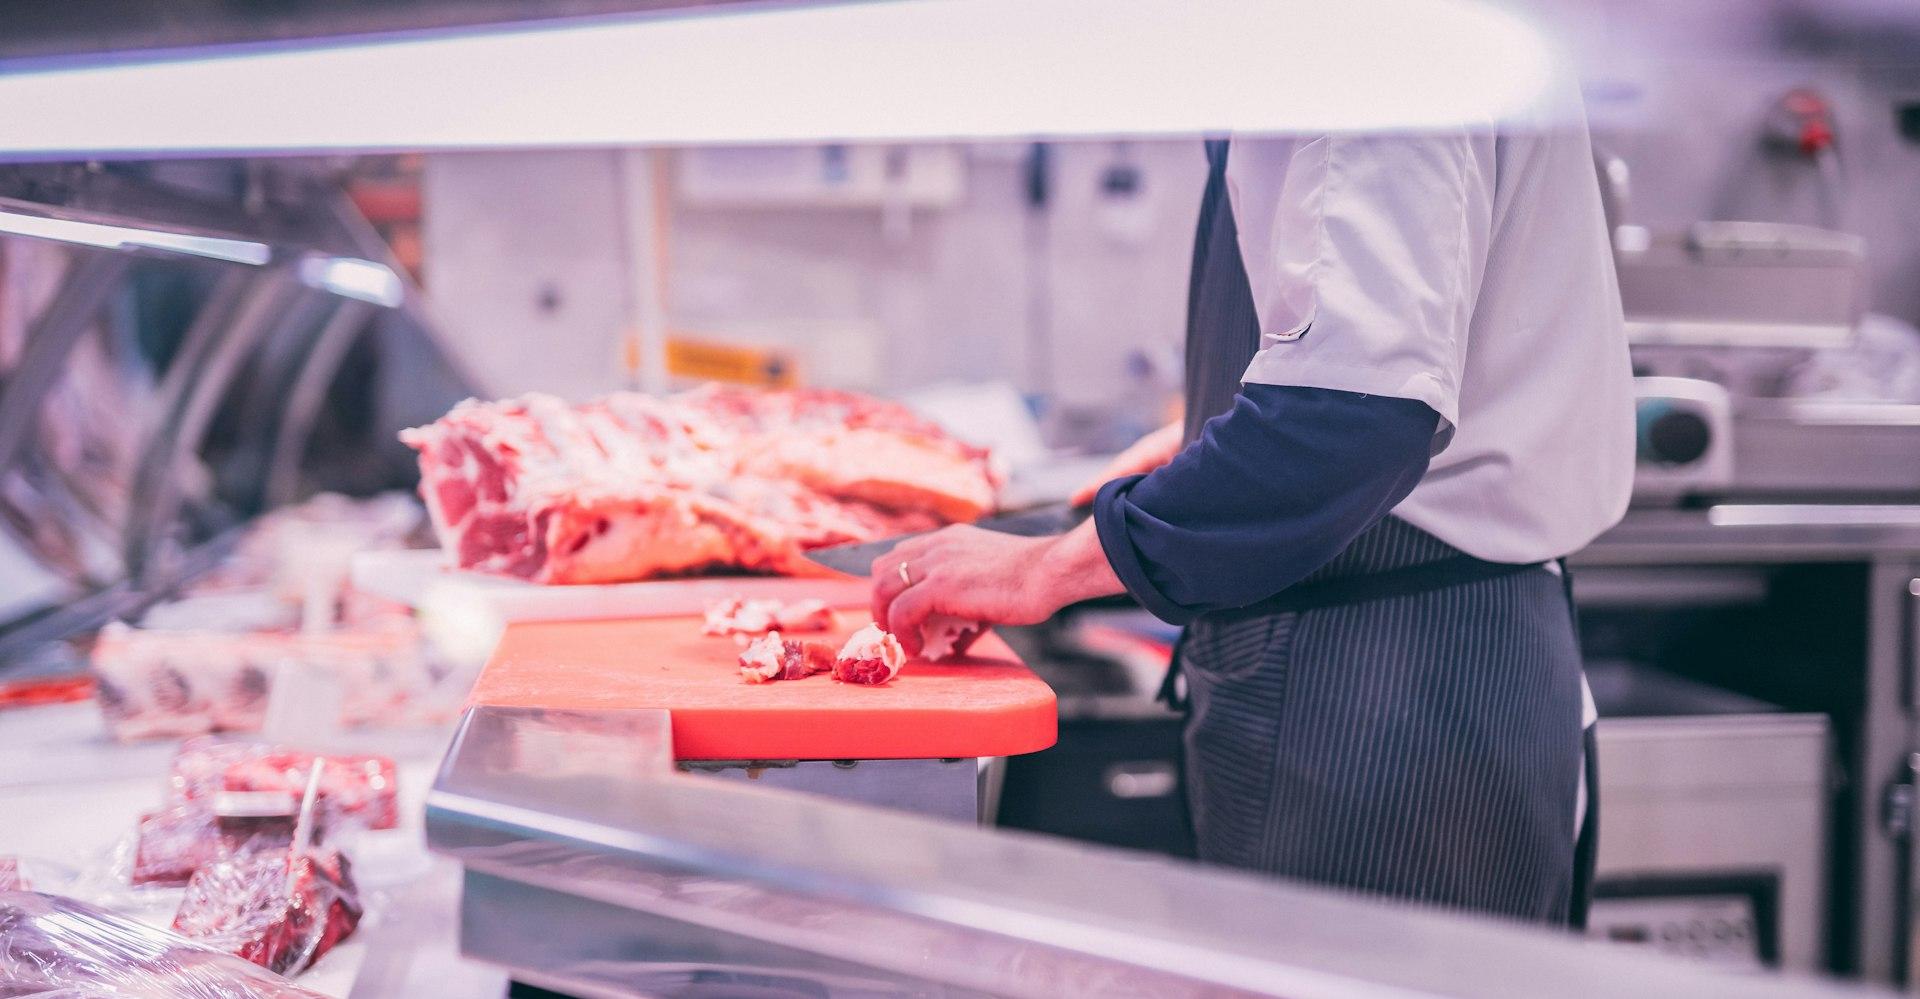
[871,81,1633,924]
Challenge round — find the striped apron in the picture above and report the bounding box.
[1177,139,1597,925]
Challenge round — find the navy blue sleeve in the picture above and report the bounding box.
[1092,384,1439,625]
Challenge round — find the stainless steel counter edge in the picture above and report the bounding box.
[425,706,1886,999]
[1582,504,1920,563]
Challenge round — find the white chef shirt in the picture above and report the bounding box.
[1223,80,1634,564]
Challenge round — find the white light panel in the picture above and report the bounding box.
[0,0,1559,157]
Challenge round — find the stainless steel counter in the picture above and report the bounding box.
[1583,505,1920,564]
[426,705,1889,999]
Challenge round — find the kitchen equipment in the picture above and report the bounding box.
[1615,221,1865,350]
[1585,660,1831,970]
[1624,390,1920,505]
[994,611,1194,857]
[1633,376,1735,500]
[1591,148,1918,511]
[802,501,1088,576]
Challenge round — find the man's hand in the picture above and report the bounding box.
[871,521,1123,656]
[1068,421,1184,507]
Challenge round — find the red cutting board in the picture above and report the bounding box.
[469,614,1057,761]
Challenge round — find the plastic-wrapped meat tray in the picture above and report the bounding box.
[91,621,446,744]
[0,889,331,998]
[132,804,229,888]
[133,741,398,893]
[170,849,362,976]
[168,741,399,833]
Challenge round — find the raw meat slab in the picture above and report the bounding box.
[401,387,994,585]
[469,614,1056,760]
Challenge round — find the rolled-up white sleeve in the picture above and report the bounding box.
[1231,133,1496,443]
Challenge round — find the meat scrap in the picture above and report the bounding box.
[833,624,907,686]
[402,385,998,585]
[703,596,836,637]
[738,632,837,684]
[171,848,362,976]
[919,614,986,662]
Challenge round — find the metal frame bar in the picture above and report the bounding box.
[262,297,372,507]
[0,250,130,476]
[318,182,482,391]
[123,265,304,581]
[1858,558,1919,981]
[210,285,343,512]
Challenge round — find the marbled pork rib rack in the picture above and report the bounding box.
[402,386,995,585]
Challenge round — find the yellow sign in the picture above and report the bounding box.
[664,335,798,388]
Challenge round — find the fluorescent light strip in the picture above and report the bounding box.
[0,210,270,264]
[0,0,1561,156]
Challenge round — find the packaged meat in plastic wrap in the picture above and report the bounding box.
[222,752,398,833]
[168,740,399,833]
[131,805,227,888]
[170,849,362,976]
[0,889,331,998]
[92,625,277,741]
[92,622,453,744]
[0,859,25,892]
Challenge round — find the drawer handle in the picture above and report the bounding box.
[1105,762,1178,799]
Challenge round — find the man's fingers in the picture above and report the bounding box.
[887,583,937,657]
[869,535,931,614]
[870,529,953,623]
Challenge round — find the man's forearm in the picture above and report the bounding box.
[1090,384,1439,624]
[1032,520,1125,611]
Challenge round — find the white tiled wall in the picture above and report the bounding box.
[422,141,1204,410]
